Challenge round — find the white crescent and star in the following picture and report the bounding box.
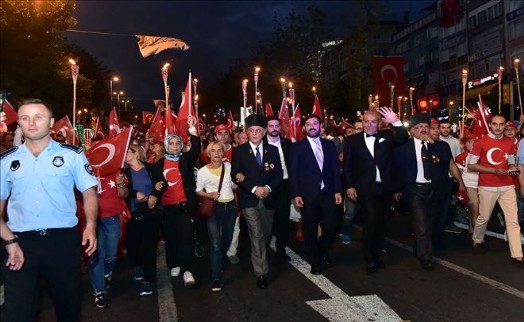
[380,64,397,81]
[163,167,180,186]
[486,147,506,165]
[90,143,116,168]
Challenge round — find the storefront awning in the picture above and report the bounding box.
[465,83,497,100]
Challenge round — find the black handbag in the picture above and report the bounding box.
[133,201,163,222]
[197,165,225,218]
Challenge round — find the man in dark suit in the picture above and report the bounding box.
[342,107,409,273]
[231,114,283,289]
[395,113,443,270]
[290,114,343,275]
[266,115,293,260]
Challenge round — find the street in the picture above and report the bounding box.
[17,212,524,322]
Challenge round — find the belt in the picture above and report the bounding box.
[15,227,75,236]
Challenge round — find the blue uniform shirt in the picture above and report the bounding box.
[0,139,98,232]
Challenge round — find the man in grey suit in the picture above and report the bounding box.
[231,114,283,289]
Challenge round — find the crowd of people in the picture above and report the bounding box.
[1,98,523,321]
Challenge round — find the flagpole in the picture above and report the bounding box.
[70,59,79,145]
[254,66,260,114]
[514,58,522,117]
[497,66,504,114]
[193,78,199,134]
[461,69,468,138]
[409,87,415,116]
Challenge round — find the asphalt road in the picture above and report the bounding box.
[5,211,524,322]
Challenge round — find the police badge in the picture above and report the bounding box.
[10,160,20,171]
[84,163,95,176]
[53,156,64,167]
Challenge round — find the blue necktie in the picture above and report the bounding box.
[255,147,262,166]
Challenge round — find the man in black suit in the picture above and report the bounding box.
[395,113,442,270]
[266,116,293,260]
[342,107,409,273]
[231,114,283,289]
[290,114,343,275]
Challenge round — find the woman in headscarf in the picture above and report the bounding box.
[151,127,201,286]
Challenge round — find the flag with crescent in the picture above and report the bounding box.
[372,56,404,109]
[85,126,133,177]
[136,35,189,58]
[52,115,78,144]
[288,103,304,141]
[312,94,322,117]
[109,108,121,137]
[278,97,290,136]
[148,105,166,142]
[175,72,194,142]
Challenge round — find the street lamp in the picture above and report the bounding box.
[514,58,522,117]
[113,91,124,118]
[109,76,119,110]
[122,99,130,111]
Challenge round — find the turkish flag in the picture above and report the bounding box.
[288,104,304,141]
[175,72,194,142]
[108,108,121,137]
[85,127,133,177]
[148,106,165,142]
[278,97,290,136]
[471,96,491,138]
[142,111,155,124]
[312,95,322,117]
[0,98,17,126]
[227,110,235,131]
[94,117,105,139]
[372,56,404,109]
[265,103,274,116]
[52,115,78,144]
[165,103,177,137]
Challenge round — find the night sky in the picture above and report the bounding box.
[65,0,434,111]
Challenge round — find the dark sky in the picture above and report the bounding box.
[65,0,434,111]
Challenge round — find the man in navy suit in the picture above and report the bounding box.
[342,107,409,273]
[231,114,282,289]
[290,114,343,275]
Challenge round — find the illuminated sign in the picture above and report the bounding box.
[467,73,499,89]
[322,40,343,48]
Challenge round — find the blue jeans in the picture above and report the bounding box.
[206,201,236,280]
[88,215,121,293]
[341,197,358,235]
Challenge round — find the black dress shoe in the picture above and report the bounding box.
[366,264,378,273]
[511,258,524,268]
[310,264,321,275]
[323,253,332,266]
[420,260,435,271]
[256,275,268,289]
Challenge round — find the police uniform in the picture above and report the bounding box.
[0,139,97,322]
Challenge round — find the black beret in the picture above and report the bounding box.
[245,114,267,129]
[410,113,431,127]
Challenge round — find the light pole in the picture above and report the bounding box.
[114,91,124,118]
[461,69,468,138]
[122,99,130,111]
[109,76,119,110]
[514,58,522,117]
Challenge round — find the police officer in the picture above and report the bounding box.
[0,98,98,322]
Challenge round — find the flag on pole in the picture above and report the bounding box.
[175,72,194,142]
[94,116,105,139]
[265,103,274,116]
[288,103,304,141]
[108,108,121,137]
[142,111,155,124]
[136,35,189,58]
[227,110,235,131]
[278,97,290,136]
[148,106,166,142]
[52,116,78,144]
[0,98,17,126]
[85,127,133,177]
[312,95,322,116]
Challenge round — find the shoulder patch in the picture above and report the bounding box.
[59,143,83,154]
[0,146,19,160]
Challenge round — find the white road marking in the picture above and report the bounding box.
[157,244,178,322]
[385,238,524,300]
[453,222,524,244]
[271,238,403,322]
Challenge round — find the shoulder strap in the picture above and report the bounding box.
[217,164,226,193]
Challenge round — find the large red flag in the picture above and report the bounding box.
[471,95,491,138]
[175,72,194,142]
[227,110,235,131]
[52,116,77,144]
[312,95,322,116]
[278,97,290,136]
[142,111,155,124]
[165,103,177,137]
[108,108,121,137]
[148,105,166,142]
[372,56,404,109]
[85,126,133,177]
[288,104,304,141]
[94,116,105,139]
[265,103,274,116]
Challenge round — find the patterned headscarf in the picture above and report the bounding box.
[164,133,183,161]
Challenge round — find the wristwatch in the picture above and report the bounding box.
[4,235,18,245]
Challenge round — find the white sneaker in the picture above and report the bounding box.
[183,271,195,286]
[170,267,181,277]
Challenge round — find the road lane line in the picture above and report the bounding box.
[453,222,524,244]
[385,238,524,300]
[271,238,403,322]
[157,244,178,322]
